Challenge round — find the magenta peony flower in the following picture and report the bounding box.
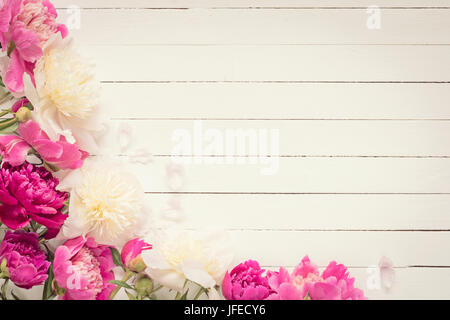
[267,256,366,300]
[0,162,67,238]
[121,238,152,272]
[53,236,116,300]
[0,120,89,170]
[222,260,272,300]
[0,230,50,289]
[0,0,68,92]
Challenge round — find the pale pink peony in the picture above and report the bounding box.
[0,119,89,170]
[0,230,50,289]
[0,0,67,92]
[222,260,272,300]
[16,0,67,46]
[267,256,366,300]
[53,236,116,300]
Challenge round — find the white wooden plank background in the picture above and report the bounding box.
[50,0,450,299]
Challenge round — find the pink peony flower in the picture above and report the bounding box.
[267,256,366,300]
[222,260,272,300]
[0,230,50,289]
[0,0,67,92]
[0,162,67,238]
[53,236,116,300]
[121,238,152,272]
[0,120,89,170]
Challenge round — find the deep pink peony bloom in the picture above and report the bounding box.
[222,260,272,300]
[267,256,366,300]
[121,238,152,272]
[0,0,68,92]
[53,236,116,300]
[0,120,89,170]
[0,230,50,289]
[0,162,67,238]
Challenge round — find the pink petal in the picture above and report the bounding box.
[0,135,30,166]
[0,204,30,230]
[277,283,303,300]
[309,282,341,300]
[57,24,68,38]
[32,139,63,159]
[18,120,49,143]
[11,22,42,63]
[4,49,25,92]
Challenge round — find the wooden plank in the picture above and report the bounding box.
[229,231,450,267]
[61,9,450,45]
[107,119,450,156]
[105,83,450,119]
[84,45,450,82]
[52,0,450,9]
[120,157,450,193]
[145,194,450,230]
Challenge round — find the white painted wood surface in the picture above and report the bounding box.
[52,0,450,299]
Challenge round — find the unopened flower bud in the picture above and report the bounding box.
[135,274,153,297]
[129,256,147,273]
[15,107,32,123]
[121,238,152,272]
[0,258,9,278]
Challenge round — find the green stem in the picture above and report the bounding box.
[0,118,17,130]
[150,285,163,294]
[194,287,206,300]
[0,109,11,117]
[1,278,9,300]
[109,271,134,300]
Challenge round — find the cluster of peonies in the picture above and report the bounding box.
[223,257,366,300]
[0,0,366,301]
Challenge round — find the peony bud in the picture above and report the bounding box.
[135,274,153,297]
[15,107,32,123]
[121,238,152,272]
[0,258,9,278]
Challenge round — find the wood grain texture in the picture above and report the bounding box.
[46,1,450,299]
[52,0,450,9]
[84,45,450,82]
[144,194,450,230]
[106,83,450,119]
[117,157,450,193]
[61,9,450,45]
[108,119,450,156]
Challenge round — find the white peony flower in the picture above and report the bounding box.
[57,158,150,246]
[142,229,234,292]
[23,33,105,153]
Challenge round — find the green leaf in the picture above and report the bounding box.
[1,278,9,300]
[179,289,189,300]
[109,247,123,268]
[42,265,56,300]
[10,290,20,300]
[108,280,134,290]
[125,290,137,300]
